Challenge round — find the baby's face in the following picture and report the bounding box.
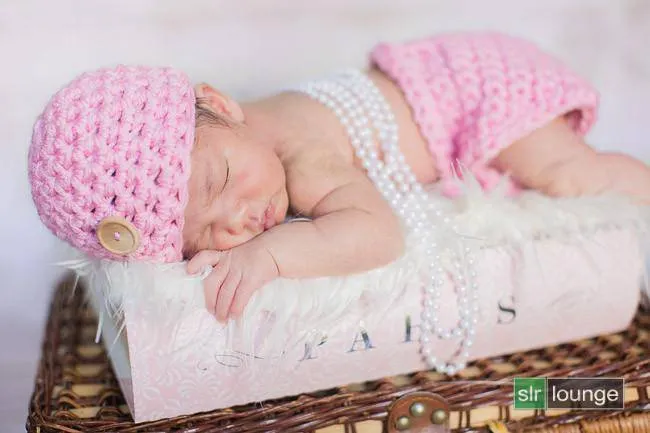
[182,123,290,257]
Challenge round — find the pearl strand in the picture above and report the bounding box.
[344,71,481,373]
[291,70,479,375]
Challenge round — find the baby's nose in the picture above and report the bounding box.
[245,213,263,231]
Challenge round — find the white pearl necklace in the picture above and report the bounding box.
[291,69,480,375]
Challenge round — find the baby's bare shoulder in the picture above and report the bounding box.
[284,144,361,216]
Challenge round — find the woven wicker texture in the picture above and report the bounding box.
[27,275,650,433]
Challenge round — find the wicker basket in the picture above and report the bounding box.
[27,274,650,433]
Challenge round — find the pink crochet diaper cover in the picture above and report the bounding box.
[370,32,600,196]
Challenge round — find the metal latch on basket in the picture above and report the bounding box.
[386,391,450,433]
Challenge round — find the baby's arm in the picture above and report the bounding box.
[491,116,650,203]
[261,168,405,278]
[188,160,405,321]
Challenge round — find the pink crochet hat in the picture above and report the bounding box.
[28,65,196,263]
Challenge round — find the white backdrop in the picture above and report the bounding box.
[1,1,649,430]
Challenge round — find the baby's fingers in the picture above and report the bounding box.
[203,263,229,317]
[229,280,258,319]
[215,270,243,323]
[187,250,224,275]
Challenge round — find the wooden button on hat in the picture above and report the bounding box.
[96,216,140,255]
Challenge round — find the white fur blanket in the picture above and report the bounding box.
[60,176,650,351]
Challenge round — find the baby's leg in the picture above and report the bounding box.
[491,116,650,204]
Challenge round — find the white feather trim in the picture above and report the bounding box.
[60,174,650,354]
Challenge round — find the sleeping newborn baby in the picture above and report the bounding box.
[29,32,650,322]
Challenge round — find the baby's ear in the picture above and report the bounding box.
[194,83,245,123]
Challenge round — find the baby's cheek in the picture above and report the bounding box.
[235,170,250,184]
[237,168,268,193]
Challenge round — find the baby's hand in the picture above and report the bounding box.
[187,240,280,322]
